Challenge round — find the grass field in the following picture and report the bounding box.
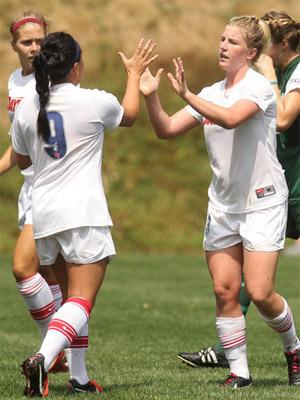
[0,253,299,399]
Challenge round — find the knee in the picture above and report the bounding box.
[12,256,38,281]
[213,283,237,305]
[246,286,272,307]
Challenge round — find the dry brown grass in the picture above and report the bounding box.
[1,0,299,130]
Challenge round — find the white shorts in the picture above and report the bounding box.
[36,226,116,266]
[18,180,33,229]
[203,201,287,252]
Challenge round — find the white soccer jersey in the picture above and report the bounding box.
[285,62,300,94]
[12,83,124,239]
[186,68,288,213]
[7,68,36,122]
[8,68,35,181]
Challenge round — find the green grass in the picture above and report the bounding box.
[0,253,299,399]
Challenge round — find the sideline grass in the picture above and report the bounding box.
[0,253,299,399]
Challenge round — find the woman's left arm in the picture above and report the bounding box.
[257,54,300,131]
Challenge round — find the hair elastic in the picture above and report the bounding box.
[74,40,81,63]
[11,17,46,34]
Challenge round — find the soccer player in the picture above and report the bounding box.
[12,31,157,397]
[0,10,67,373]
[178,10,300,378]
[140,16,300,387]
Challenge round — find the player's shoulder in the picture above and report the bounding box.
[246,68,270,87]
[289,61,300,80]
[8,68,22,86]
[78,87,120,106]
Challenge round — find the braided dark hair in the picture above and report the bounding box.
[33,32,81,140]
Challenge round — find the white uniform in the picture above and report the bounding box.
[186,68,288,251]
[12,83,123,250]
[8,68,35,228]
[186,68,288,213]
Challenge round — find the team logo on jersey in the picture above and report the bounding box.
[7,96,22,112]
[255,185,276,199]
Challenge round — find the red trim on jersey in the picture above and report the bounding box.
[11,18,46,34]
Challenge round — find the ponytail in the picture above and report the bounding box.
[33,53,51,140]
[32,32,82,142]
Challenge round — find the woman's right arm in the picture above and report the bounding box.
[0,145,17,176]
[140,68,199,139]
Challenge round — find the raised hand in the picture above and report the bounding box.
[167,57,189,98]
[119,39,158,77]
[256,54,277,81]
[140,67,164,96]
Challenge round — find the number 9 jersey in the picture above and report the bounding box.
[11,83,124,239]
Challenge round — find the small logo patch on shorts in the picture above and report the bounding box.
[255,185,276,199]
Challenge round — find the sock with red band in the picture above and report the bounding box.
[48,283,63,311]
[16,273,55,339]
[260,297,300,352]
[65,322,89,384]
[216,315,249,379]
[38,296,92,372]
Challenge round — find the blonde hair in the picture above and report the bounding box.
[261,10,300,51]
[228,16,271,62]
[10,10,48,42]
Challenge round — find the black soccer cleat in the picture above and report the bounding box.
[67,378,104,394]
[285,348,300,385]
[21,353,48,397]
[178,346,229,368]
[222,373,253,389]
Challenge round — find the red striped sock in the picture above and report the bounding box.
[65,322,90,384]
[261,297,300,352]
[38,296,92,371]
[216,315,249,379]
[17,273,55,339]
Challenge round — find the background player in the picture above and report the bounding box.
[0,10,67,373]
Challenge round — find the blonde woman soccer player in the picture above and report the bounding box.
[140,16,300,387]
[12,31,157,397]
[179,10,300,385]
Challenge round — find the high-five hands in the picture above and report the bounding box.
[140,67,164,96]
[119,39,158,77]
[167,57,190,98]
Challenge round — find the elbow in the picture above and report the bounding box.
[221,121,236,130]
[120,115,136,127]
[276,118,292,132]
[155,130,171,140]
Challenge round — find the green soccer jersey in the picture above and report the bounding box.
[276,56,300,238]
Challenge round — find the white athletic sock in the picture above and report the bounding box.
[260,297,300,352]
[49,283,63,311]
[38,296,92,372]
[216,315,249,379]
[65,322,89,384]
[17,273,55,339]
